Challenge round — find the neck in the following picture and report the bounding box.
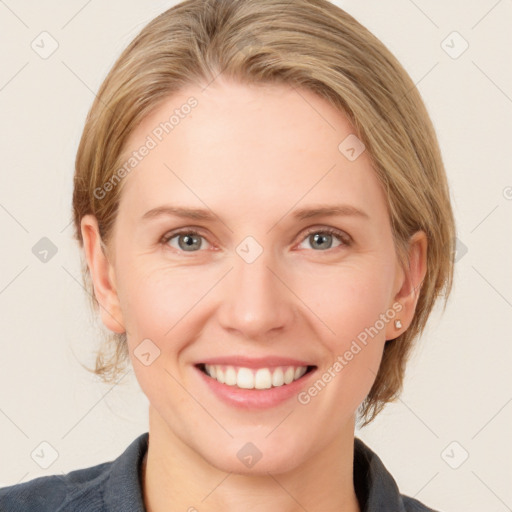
[142,407,361,512]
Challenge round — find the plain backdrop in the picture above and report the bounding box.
[0,1,511,510]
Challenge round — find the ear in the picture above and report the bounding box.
[385,230,428,340]
[80,214,126,334]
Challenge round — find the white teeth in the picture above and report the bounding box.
[295,367,307,380]
[272,367,284,387]
[284,366,295,384]
[254,368,272,389]
[237,368,254,389]
[224,366,237,386]
[203,364,310,389]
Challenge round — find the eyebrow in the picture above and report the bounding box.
[140,204,369,222]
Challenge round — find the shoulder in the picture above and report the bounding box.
[401,494,442,512]
[0,432,149,512]
[0,461,112,511]
[353,437,442,512]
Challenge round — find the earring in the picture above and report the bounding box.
[394,319,402,329]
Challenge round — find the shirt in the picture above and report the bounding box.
[0,433,440,511]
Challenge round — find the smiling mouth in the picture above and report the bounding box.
[196,363,316,390]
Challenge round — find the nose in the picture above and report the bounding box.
[216,246,296,340]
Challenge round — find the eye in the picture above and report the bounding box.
[160,226,351,254]
[296,226,351,252]
[161,229,211,253]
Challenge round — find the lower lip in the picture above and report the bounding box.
[195,366,317,410]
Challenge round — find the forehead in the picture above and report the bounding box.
[116,78,388,224]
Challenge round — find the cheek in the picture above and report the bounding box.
[117,265,200,407]
[298,260,395,342]
[290,278,391,445]
[117,261,202,339]
[294,260,393,403]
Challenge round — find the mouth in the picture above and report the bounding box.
[195,363,317,390]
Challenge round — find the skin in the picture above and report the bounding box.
[81,77,427,512]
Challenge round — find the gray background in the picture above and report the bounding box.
[0,1,511,510]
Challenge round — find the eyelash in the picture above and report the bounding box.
[160,226,352,254]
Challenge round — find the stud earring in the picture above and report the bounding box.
[394,319,402,329]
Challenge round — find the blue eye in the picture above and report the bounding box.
[161,227,351,254]
[162,230,210,252]
[298,227,350,251]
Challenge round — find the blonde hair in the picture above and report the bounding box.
[72,0,455,426]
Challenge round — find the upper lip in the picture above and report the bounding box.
[196,356,316,369]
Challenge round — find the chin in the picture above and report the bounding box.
[202,439,305,476]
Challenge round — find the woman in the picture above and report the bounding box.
[0,0,454,510]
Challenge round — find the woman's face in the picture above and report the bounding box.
[85,78,422,474]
